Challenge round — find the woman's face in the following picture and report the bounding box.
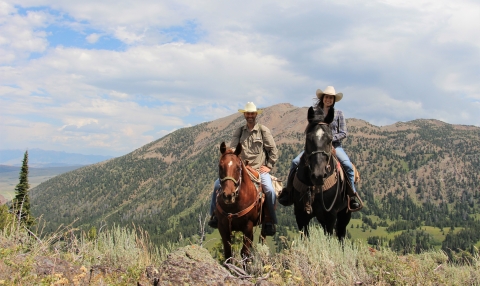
[323,94,335,107]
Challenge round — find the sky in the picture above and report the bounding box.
[1,0,479,157]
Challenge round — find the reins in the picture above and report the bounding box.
[320,155,343,212]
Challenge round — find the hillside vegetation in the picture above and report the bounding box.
[1,217,478,285]
[30,103,480,257]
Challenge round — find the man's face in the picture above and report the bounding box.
[244,112,257,124]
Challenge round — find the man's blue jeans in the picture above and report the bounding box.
[291,147,356,193]
[210,173,277,224]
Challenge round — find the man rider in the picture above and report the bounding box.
[208,102,279,236]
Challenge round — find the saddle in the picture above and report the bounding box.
[244,164,278,230]
[293,156,362,213]
[244,164,266,212]
[245,165,262,191]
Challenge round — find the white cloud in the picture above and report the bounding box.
[0,2,51,63]
[109,90,129,99]
[86,33,101,44]
[1,0,479,156]
[113,26,145,44]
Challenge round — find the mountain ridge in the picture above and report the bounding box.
[30,103,480,248]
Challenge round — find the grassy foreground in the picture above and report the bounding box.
[1,219,479,285]
[261,227,480,285]
[0,219,171,285]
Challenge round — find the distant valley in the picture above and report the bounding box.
[0,165,86,202]
[0,149,113,201]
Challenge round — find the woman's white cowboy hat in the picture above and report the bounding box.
[238,102,263,114]
[316,86,343,102]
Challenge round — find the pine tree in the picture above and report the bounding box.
[10,150,35,228]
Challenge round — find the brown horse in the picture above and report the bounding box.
[215,141,264,260]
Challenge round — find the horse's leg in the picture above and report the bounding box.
[295,211,312,237]
[241,222,254,260]
[321,212,337,236]
[336,208,352,242]
[218,225,233,262]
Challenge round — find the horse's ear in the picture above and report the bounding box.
[220,142,227,154]
[324,107,335,124]
[234,142,242,156]
[307,106,315,123]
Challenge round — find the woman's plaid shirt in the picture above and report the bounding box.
[331,109,347,145]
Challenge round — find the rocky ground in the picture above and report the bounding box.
[0,245,274,285]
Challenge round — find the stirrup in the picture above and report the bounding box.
[348,194,363,212]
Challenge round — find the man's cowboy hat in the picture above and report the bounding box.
[316,86,343,102]
[238,102,263,114]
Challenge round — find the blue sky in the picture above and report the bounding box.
[1,0,479,157]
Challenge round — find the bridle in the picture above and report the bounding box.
[304,122,333,175]
[303,121,341,212]
[219,154,243,199]
[216,151,263,237]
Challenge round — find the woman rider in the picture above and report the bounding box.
[279,86,361,210]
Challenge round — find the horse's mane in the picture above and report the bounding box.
[304,106,334,134]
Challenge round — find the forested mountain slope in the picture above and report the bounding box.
[31,103,480,251]
[31,103,304,245]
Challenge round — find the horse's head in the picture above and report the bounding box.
[303,106,334,185]
[218,142,243,204]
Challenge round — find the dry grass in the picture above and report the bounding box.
[248,226,480,285]
[0,218,170,285]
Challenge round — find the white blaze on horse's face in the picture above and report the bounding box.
[315,128,325,141]
[228,160,233,168]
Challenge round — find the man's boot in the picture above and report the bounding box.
[279,168,295,206]
[262,223,276,236]
[208,215,218,229]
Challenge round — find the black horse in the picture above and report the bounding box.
[293,106,351,239]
